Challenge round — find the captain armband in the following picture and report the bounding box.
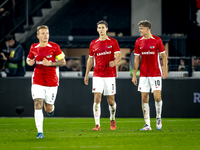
[56,52,65,60]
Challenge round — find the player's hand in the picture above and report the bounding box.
[84,76,89,85]
[43,58,51,66]
[0,52,7,61]
[27,59,35,66]
[162,70,168,79]
[132,75,137,86]
[109,60,116,67]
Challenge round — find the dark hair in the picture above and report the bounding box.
[97,20,108,27]
[138,20,151,29]
[5,34,15,41]
[37,25,49,34]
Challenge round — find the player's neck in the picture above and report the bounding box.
[143,33,152,39]
[99,35,108,41]
[39,41,48,47]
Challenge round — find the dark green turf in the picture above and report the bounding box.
[0,118,199,149]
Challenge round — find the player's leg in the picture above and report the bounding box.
[107,95,116,130]
[138,77,152,130]
[104,77,116,130]
[140,92,151,130]
[93,92,102,130]
[32,84,45,138]
[44,86,58,117]
[92,77,103,131]
[153,90,162,130]
[44,103,54,116]
[34,98,45,138]
[151,77,162,130]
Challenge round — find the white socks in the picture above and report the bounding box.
[155,100,163,118]
[109,103,116,121]
[142,102,150,126]
[142,100,163,126]
[93,103,101,126]
[34,109,44,133]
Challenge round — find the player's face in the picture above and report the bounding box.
[97,24,108,36]
[37,29,49,43]
[139,26,149,36]
[6,39,15,47]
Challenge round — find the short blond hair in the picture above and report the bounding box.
[37,25,48,34]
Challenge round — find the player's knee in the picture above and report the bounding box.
[141,96,148,103]
[107,97,115,106]
[154,97,161,102]
[34,99,43,109]
[94,95,101,103]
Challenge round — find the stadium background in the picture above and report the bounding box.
[0,0,200,117]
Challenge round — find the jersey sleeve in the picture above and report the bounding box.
[134,39,140,55]
[113,39,121,53]
[89,42,94,57]
[27,44,34,60]
[158,38,165,54]
[55,44,65,60]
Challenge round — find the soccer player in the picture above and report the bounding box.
[26,25,66,138]
[84,20,121,131]
[132,20,168,130]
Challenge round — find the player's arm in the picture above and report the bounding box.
[132,55,140,86]
[84,56,94,85]
[161,52,168,79]
[43,52,66,67]
[43,58,66,67]
[109,52,121,67]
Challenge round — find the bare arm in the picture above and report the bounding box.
[109,52,121,67]
[132,55,140,86]
[84,56,94,85]
[161,52,168,79]
[43,58,66,67]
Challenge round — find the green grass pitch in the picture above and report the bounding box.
[0,118,200,150]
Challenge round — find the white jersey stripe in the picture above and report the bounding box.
[157,54,162,75]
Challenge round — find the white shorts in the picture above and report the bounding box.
[92,77,116,96]
[138,77,162,93]
[31,84,58,104]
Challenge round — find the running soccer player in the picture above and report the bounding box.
[26,25,66,138]
[84,20,121,131]
[132,20,168,130]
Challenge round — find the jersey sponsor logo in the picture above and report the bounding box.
[47,55,52,58]
[36,61,43,65]
[141,51,155,55]
[97,51,111,56]
[150,46,155,49]
[107,46,112,48]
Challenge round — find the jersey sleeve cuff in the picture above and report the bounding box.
[134,53,140,56]
[114,51,121,54]
[159,51,165,54]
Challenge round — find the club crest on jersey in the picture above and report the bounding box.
[150,46,155,49]
[107,46,112,48]
[47,55,52,58]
